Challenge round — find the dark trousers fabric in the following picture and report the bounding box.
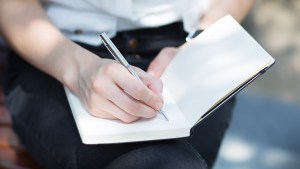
[3,23,234,169]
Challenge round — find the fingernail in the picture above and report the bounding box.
[154,101,163,111]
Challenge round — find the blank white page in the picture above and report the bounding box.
[161,15,275,125]
[65,87,190,144]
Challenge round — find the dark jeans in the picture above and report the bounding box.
[3,23,234,169]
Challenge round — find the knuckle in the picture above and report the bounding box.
[87,104,114,119]
[141,90,157,104]
[84,102,99,117]
[129,103,156,118]
[144,110,156,118]
[132,86,146,100]
[129,103,143,115]
[83,95,93,109]
[92,78,104,92]
[91,110,103,118]
[104,62,123,76]
[92,78,112,96]
[103,63,117,74]
[121,116,139,123]
[145,94,155,104]
[147,111,157,118]
[83,94,105,118]
[85,99,99,115]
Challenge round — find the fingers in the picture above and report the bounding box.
[85,96,140,123]
[100,84,158,119]
[134,67,164,101]
[147,47,179,77]
[80,60,164,123]
[111,67,163,112]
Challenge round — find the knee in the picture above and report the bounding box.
[105,142,207,169]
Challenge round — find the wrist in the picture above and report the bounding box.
[61,42,101,93]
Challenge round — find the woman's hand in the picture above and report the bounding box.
[147,47,180,78]
[0,0,163,124]
[71,52,164,123]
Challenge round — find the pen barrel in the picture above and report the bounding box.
[127,66,142,81]
[100,32,168,122]
[127,66,167,120]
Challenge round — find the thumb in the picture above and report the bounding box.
[148,47,179,77]
[147,60,161,77]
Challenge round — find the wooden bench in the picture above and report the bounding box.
[0,52,41,169]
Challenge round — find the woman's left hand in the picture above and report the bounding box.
[147,47,179,78]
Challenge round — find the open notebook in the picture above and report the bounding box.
[65,15,275,144]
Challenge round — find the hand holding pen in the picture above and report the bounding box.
[100,32,168,121]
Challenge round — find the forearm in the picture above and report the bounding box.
[199,0,254,29]
[0,0,98,90]
[0,0,164,122]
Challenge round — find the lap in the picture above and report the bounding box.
[4,54,208,169]
[4,27,234,168]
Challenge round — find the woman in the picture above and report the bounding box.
[0,0,253,168]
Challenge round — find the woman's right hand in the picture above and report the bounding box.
[0,0,163,123]
[68,48,164,123]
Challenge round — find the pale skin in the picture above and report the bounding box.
[148,0,255,77]
[0,0,254,123]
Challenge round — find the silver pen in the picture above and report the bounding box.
[100,32,168,122]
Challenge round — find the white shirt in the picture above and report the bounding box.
[41,0,210,46]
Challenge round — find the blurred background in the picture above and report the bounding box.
[214,0,300,169]
[0,0,299,168]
